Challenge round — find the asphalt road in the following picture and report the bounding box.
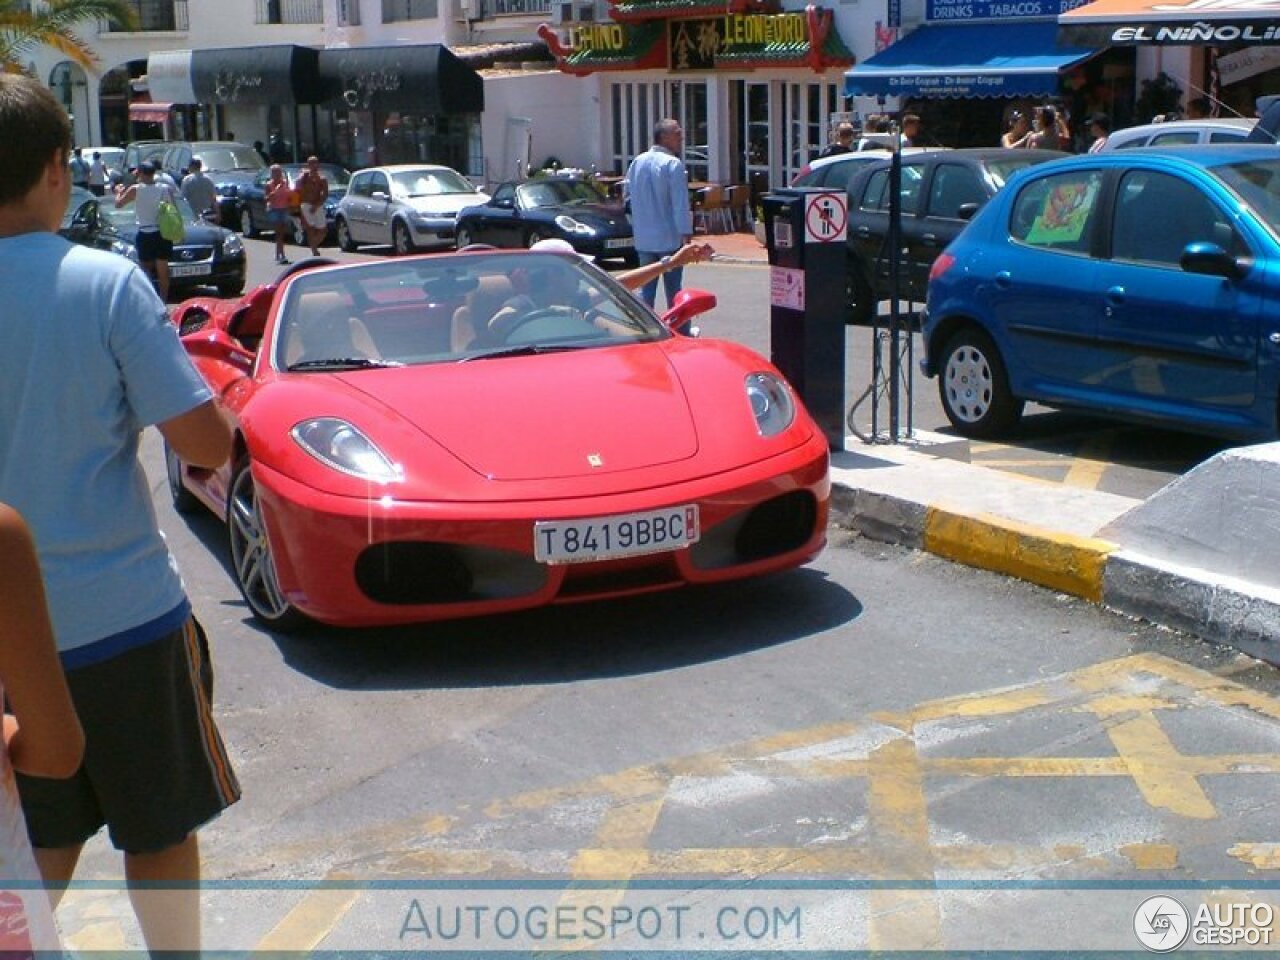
[49,238,1280,953]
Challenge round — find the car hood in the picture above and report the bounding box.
[400,193,489,216]
[212,171,263,190]
[541,202,630,230]
[341,345,697,481]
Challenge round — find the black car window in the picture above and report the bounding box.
[1010,169,1103,255]
[1209,130,1249,143]
[492,183,516,204]
[860,169,889,211]
[863,163,925,213]
[1111,170,1238,267]
[349,174,370,198]
[371,173,390,195]
[926,164,988,219]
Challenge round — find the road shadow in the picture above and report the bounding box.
[262,563,859,690]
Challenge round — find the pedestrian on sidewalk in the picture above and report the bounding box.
[180,156,218,223]
[87,150,107,196]
[265,163,293,264]
[0,73,239,957]
[114,160,178,301]
[624,118,694,310]
[818,122,855,158]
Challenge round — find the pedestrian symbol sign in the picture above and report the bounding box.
[804,192,846,243]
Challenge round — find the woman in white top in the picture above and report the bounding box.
[114,161,178,301]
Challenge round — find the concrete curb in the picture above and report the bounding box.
[832,481,1280,665]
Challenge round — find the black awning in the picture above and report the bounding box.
[190,45,322,105]
[316,45,484,114]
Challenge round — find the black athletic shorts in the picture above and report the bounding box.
[17,617,240,855]
[135,228,173,264]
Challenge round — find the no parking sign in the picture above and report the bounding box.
[804,192,847,243]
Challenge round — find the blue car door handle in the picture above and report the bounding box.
[1105,286,1126,305]
[994,271,1012,289]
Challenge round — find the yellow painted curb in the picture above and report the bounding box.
[923,508,1116,603]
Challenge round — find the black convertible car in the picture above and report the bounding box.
[455,177,636,263]
[60,189,247,298]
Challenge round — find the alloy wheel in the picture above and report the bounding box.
[227,460,298,627]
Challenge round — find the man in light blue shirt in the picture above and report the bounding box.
[624,118,693,310]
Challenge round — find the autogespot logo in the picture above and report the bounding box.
[1135,896,1190,952]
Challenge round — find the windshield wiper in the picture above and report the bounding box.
[457,344,587,363]
[287,357,403,371]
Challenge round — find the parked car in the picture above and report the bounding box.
[455,177,635,263]
[335,164,489,254]
[924,146,1280,440]
[165,251,829,629]
[117,139,169,187]
[843,148,1067,323]
[60,189,246,297]
[238,162,351,243]
[791,146,937,190]
[156,140,268,224]
[1099,117,1259,151]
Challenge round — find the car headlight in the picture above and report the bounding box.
[110,239,138,262]
[745,372,796,437]
[216,184,236,197]
[554,215,595,235]
[414,210,446,222]
[291,418,403,483]
[222,233,243,256]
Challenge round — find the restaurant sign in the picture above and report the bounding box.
[669,12,810,69]
[928,0,1089,19]
[570,22,630,51]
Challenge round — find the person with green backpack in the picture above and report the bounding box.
[114,160,180,301]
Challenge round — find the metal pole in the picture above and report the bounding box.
[887,133,902,442]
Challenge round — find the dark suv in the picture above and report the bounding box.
[843,148,1066,324]
[158,141,267,225]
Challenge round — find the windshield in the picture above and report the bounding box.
[62,187,96,228]
[274,252,667,370]
[517,179,607,208]
[194,146,266,172]
[1216,159,1280,235]
[390,168,477,197]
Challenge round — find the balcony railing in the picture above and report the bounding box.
[484,0,552,15]
[101,0,189,32]
[255,0,324,23]
[381,0,438,21]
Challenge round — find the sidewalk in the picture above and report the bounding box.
[829,434,1280,666]
[701,228,767,264]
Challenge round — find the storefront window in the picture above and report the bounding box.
[668,79,708,181]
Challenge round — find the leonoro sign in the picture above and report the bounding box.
[1060,0,1280,44]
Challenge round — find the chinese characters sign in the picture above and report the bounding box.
[668,13,810,70]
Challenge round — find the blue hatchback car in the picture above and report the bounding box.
[924,146,1280,439]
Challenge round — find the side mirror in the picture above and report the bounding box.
[493,197,514,209]
[182,328,256,366]
[371,190,389,202]
[1181,241,1249,280]
[660,288,717,330]
[956,202,981,221]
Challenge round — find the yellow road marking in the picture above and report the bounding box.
[1120,843,1180,870]
[1098,711,1217,819]
[866,733,942,950]
[255,882,362,952]
[63,919,130,952]
[1063,435,1113,490]
[1227,843,1280,870]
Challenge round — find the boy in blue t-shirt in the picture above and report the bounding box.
[0,74,238,955]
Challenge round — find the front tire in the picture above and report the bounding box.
[164,442,199,514]
[392,220,416,255]
[227,458,306,632]
[217,277,245,298]
[938,326,1023,438]
[336,216,357,253]
[456,225,474,249]
[525,229,550,248]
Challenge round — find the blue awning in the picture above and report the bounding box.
[845,21,1099,99]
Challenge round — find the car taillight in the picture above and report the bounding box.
[929,252,956,282]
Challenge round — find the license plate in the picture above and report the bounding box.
[170,263,212,277]
[534,505,699,564]
[605,237,634,249]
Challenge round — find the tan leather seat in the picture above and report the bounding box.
[284,291,379,367]
[451,275,514,352]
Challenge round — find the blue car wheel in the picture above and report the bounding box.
[938,326,1023,438]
